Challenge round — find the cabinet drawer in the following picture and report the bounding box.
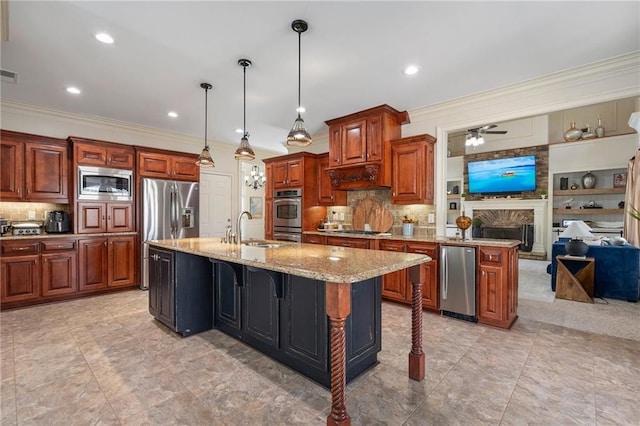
[379,240,406,252]
[304,234,326,245]
[480,248,503,264]
[407,243,438,259]
[41,240,77,252]
[326,237,370,249]
[1,241,40,256]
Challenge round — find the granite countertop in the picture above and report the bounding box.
[0,232,138,241]
[304,230,521,248]
[149,237,430,283]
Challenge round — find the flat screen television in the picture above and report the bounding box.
[468,155,536,194]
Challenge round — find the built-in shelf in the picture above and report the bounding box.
[554,188,625,196]
[548,132,636,145]
[553,208,624,215]
[447,194,461,199]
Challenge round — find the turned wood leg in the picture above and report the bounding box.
[325,281,351,426]
[408,265,425,381]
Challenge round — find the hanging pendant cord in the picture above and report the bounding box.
[297,30,301,119]
[204,86,209,149]
[243,64,247,135]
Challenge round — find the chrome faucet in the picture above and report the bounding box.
[236,210,252,244]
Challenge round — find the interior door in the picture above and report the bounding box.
[199,172,232,237]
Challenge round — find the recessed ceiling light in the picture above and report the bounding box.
[167,111,178,118]
[66,86,81,94]
[235,128,244,134]
[296,106,306,113]
[95,33,114,44]
[403,65,419,76]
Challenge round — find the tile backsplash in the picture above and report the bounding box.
[0,202,70,223]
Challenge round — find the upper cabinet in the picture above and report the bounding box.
[317,154,347,206]
[70,137,134,169]
[272,158,303,189]
[325,105,409,190]
[136,149,199,181]
[0,130,69,203]
[391,134,436,205]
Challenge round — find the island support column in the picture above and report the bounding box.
[325,281,351,426]
[408,265,425,381]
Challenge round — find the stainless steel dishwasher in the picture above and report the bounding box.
[440,246,477,322]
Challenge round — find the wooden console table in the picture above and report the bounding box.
[555,255,595,303]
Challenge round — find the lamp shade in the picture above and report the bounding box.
[559,221,594,239]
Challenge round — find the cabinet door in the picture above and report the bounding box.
[341,120,367,165]
[78,239,109,291]
[172,156,199,181]
[328,127,342,166]
[0,139,24,200]
[106,203,134,232]
[272,161,290,188]
[108,236,135,287]
[24,142,68,203]
[77,202,107,234]
[214,262,242,336]
[392,142,424,204]
[264,198,273,240]
[0,255,40,303]
[379,240,407,302]
[317,154,346,205]
[286,160,303,187]
[42,252,78,297]
[407,243,439,309]
[478,264,505,323]
[138,152,172,178]
[75,143,107,166]
[156,249,175,327]
[366,115,383,162]
[326,236,370,249]
[107,148,134,169]
[243,267,279,350]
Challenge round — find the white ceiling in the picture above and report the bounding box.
[1,1,638,154]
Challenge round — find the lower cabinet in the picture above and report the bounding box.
[212,261,382,388]
[477,247,519,328]
[148,248,213,336]
[1,254,40,304]
[379,240,408,302]
[78,235,135,292]
[41,241,78,297]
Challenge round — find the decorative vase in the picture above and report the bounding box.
[402,223,414,237]
[581,123,596,140]
[595,117,605,138]
[565,238,588,256]
[455,213,472,240]
[563,122,583,142]
[560,177,569,190]
[581,171,596,189]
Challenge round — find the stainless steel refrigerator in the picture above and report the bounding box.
[440,245,477,322]
[140,178,199,289]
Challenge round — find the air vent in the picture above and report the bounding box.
[1,69,17,83]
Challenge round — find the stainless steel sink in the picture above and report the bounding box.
[243,240,282,248]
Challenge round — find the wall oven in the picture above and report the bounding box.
[78,166,133,201]
[273,188,302,242]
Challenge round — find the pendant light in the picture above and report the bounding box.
[286,19,312,147]
[234,59,256,160]
[195,82,215,167]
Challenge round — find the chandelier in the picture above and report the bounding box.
[245,165,266,190]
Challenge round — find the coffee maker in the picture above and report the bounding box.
[45,211,71,233]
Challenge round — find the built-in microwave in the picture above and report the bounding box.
[78,166,133,201]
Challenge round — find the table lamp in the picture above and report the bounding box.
[559,220,594,256]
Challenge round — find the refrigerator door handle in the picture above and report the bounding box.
[441,247,448,300]
[170,187,177,238]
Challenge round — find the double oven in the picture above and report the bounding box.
[273,188,302,242]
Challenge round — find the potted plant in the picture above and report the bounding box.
[402,215,416,236]
[471,217,483,238]
[540,189,548,199]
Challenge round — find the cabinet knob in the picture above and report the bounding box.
[104,241,107,247]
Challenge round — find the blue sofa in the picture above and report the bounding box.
[550,241,640,302]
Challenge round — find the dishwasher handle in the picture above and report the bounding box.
[441,246,448,300]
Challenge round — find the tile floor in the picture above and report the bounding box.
[1,289,639,425]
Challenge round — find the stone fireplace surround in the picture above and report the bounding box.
[462,199,548,256]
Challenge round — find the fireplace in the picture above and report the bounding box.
[481,224,534,252]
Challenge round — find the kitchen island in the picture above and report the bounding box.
[148,237,430,426]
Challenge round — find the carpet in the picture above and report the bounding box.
[518,259,555,303]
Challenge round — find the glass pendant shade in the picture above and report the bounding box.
[196,82,214,167]
[287,19,312,147]
[234,134,255,160]
[287,115,312,147]
[235,58,256,161]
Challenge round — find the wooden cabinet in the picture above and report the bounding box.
[1,239,41,304]
[41,240,77,297]
[379,240,407,302]
[272,158,303,188]
[326,236,371,249]
[263,162,274,240]
[407,242,439,310]
[71,138,134,169]
[78,235,135,292]
[391,134,436,205]
[303,233,326,245]
[0,130,69,203]
[477,246,519,328]
[77,202,133,234]
[137,150,199,181]
[148,248,213,336]
[317,154,346,206]
[324,105,409,189]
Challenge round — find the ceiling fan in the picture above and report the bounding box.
[465,124,507,147]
